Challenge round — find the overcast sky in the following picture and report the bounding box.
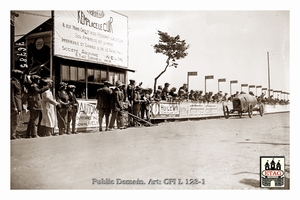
[12,9,290,96]
[118,10,290,95]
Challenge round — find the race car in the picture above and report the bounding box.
[223,93,264,118]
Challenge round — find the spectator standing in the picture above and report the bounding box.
[40,78,61,136]
[157,85,163,91]
[11,70,24,140]
[222,93,228,102]
[56,82,70,135]
[126,79,136,126]
[153,89,162,102]
[189,90,195,101]
[26,75,49,138]
[132,86,145,126]
[109,80,125,130]
[198,91,205,103]
[96,81,112,131]
[141,88,152,122]
[67,85,79,134]
[179,83,188,93]
[161,82,170,100]
[169,87,177,101]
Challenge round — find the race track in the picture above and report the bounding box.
[10,112,290,189]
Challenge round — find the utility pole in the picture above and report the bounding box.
[267,52,270,98]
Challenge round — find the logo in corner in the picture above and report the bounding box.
[260,156,285,188]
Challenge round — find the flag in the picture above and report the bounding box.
[188,71,197,76]
[205,75,214,79]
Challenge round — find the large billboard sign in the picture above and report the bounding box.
[54,10,128,68]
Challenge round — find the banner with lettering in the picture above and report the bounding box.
[15,100,289,134]
[54,10,128,68]
[76,100,99,128]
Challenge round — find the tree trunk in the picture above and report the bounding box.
[153,58,170,93]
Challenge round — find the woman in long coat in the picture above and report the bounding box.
[40,78,61,136]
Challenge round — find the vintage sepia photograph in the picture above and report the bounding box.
[4,0,299,198]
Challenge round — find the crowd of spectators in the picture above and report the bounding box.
[151,82,290,105]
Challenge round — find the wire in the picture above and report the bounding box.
[15,11,51,18]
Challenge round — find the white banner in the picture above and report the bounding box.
[54,10,128,67]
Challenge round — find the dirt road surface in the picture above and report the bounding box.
[11,112,290,190]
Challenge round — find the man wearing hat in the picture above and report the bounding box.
[141,88,152,122]
[179,83,188,93]
[96,81,112,131]
[26,75,50,138]
[161,82,170,100]
[153,89,162,102]
[11,69,24,139]
[126,79,136,127]
[67,85,79,134]
[56,82,70,135]
[222,92,228,102]
[132,85,145,126]
[108,80,125,130]
[40,78,61,136]
[127,79,136,105]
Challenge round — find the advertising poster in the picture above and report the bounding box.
[54,10,128,68]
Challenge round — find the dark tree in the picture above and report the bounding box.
[153,30,189,93]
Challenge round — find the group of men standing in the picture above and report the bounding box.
[10,69,78,140]
[96,79,152,131]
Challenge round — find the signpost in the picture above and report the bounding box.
[256,85,262,96]
[205,75,214,94]
[248,85,255,94]
[241,84,248,93]
[187,71,198,100]
[230,80,238,100]
[218,78,226,93]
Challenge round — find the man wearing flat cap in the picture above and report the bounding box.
[11,70,24,139]
[96,81,112,131]
[26,75,50,138]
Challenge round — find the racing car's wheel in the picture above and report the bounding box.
[223,105,229,119]
[248,104,253,118]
